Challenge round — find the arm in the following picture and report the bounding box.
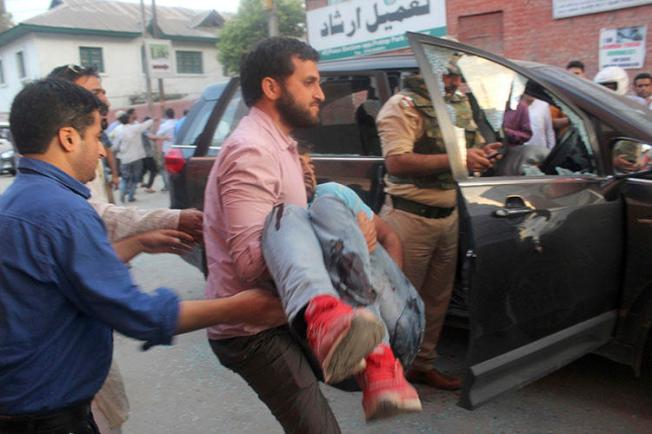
[112,229,194,262]
[56,211,283,348]
[378,95,494,175]
[89,199,181,242]
[217,143,281,284]
[373,214,403,268]
[176,289,285,334]
[377,95,451,177]
[104,147,120,189]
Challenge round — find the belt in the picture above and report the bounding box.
[0,401,93,434]
[391,195,455,219]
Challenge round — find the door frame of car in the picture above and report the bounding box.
[407,32,625,409]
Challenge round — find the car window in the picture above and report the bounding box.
[175,97,216,147]
[293,74,382,156]
[211,89,248,148]
[419,44,597,177]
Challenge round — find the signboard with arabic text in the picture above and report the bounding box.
[307,0,446,61]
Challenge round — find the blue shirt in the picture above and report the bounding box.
[311,182,373,219]
[0,158,179,415]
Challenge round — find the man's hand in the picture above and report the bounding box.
[138,229,194,255]
[466,148,493,173]
[356,211,377,253]
[230,289,287,328]
[111,176,119,190]
[467,142,503,173]
[483,142,504,159]
[178,209,203,243]
[613,155,640,173]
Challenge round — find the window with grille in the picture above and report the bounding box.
[79,47,105,73]
[176,51,203,74]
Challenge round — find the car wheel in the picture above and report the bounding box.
[9,169,16,176]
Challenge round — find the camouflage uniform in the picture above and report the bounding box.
[377,75,483,373]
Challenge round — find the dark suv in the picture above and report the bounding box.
[166,34,652,409]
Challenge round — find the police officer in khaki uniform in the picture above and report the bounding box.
[376,64,501,390]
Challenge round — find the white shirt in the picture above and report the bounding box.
[628,95,652,110]
[156,119,177,154]
[525,99,556,150]
[114,119,153,164]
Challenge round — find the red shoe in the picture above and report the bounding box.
[305,295,384,384]
[358,344,422,421]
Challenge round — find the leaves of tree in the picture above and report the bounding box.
[217,0,306,75]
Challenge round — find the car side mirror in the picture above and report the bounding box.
[601,139,652,200]
[610,138,651,176]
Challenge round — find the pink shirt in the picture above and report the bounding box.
[204,107,307,340]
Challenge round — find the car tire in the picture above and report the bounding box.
[9,169,16,176]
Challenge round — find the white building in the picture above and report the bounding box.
[0,0,226,114]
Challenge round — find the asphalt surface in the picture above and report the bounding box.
[1,173,651,433]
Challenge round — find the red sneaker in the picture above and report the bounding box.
[305,295,384,384]
[358,344,422,421]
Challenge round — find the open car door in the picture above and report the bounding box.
[406,33,624,409]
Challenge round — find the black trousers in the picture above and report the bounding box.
[210,326,341,434]
[0,402,99,434]
[141,156,158,188]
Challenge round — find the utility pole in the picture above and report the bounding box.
[263,0,279,37]
[151,0,166,115]
[139,0,154,115]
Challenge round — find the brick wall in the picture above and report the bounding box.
[447,0,652,80]
[305,0,327,11]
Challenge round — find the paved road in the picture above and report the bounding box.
[1,173,651,433]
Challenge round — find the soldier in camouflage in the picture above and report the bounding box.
[376,63,501,390]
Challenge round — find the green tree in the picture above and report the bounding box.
[217,0,306,75]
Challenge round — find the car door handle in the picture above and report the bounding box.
[492,195,536,218]
[493,206,535,218]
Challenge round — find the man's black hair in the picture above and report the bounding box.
[47,64,100,82]
[165,108,175,119]
[10,79,102,154]
[119,113,131,124]
[566,60,585,71]
[240,37,319,107]
[634,72,652,83]
[48,64,108,116]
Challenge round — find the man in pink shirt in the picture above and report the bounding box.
[204,38,419,432]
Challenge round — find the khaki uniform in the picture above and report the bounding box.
[377,86,482,371]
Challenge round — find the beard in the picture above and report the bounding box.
[276,87,320,129]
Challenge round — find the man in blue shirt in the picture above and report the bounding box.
[0,79,285,433]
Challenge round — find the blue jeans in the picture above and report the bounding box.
[262,196,425,368]
[119,159,143,202]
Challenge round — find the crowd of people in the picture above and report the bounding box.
[1,35,651,434]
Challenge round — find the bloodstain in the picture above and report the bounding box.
[274,203,285,230]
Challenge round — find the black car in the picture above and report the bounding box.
[165,34,652,409]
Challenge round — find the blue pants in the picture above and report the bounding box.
[119,159,143,202]
[262,196,425,368]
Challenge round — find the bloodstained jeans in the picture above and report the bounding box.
[262,195,425,368]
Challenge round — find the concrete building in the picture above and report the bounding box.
[306,0,652,81]
[0,0,225,114]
